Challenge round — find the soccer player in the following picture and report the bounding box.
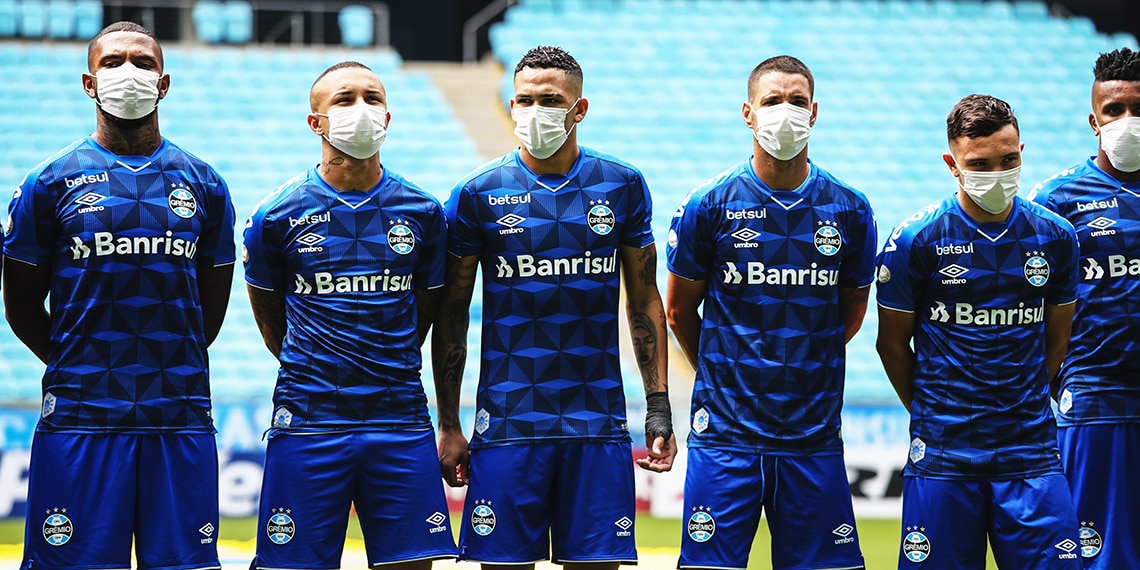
[3,22,234,570]
[243,61,456,569]
[666,55,875,570]
[876,94,1082,569]
[432,45,676,569]
[1029,47,1140,569]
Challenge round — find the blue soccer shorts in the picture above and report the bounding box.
[458,441,637,565]
[251,429,456,569]
[678,448,864,570]
[898,474,1081,569]
[21,432,220,570]
[1058,422,1140,570]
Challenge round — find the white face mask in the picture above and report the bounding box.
[94,62,161,120]
[957,165,1021,215]
[1097,116,1140,173]
[749,102,812,161]
[318,103,388,160]
[512,99,578,160]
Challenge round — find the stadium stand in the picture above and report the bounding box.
[487,0,1136,400]
[0,42,483,403]
[1,0,1137,407]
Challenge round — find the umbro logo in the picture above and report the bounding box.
[938,264,968,279]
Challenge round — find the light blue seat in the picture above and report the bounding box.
[47,0,75,38]
[0,0,18,36]
[74,0,100,37]
[19,0,49,37]
[192,0,225,44]
[338,4,374,48]
[224,0,252,43]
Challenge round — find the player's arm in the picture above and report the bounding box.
[432,253,478,486]
[665,272,705,370]
[247,285,286,358]
[621,243,677,473]
[839,285,871,343]
[198,262,234,346]
[414,286,442,347]
[3,258,52,364]
[1044,302,1076,398]
[875,306,917,410]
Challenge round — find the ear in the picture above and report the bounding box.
[307,113,324,136]
[157,74,170,100]
[741,101,753,128]
[508,98,516,112]
[1089,112,1100,136]
[572,97,588,122]
[809,101,818,127]
[942,152,959,175]
[82,73,97,99]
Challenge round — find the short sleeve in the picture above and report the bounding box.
[840,195,878,289]
[874,222,920,313]
[4,171,56,266]
[242,198,285,291]
[445,183,483,258]
[1047,220,1079,306]
[195,173,237,267]
[667,188,713,281]
[417,198,448,289]
[621,169,655,249]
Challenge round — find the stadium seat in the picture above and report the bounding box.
[18,0,48,37]
[47,0,76,38]
[0,0,17,36]
[191,0,225,44]
[224,0,252,43]
[338,4,374,47]
[74,0,100,38]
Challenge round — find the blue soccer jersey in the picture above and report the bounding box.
[876,195,1079,479]
[446,147,655,449]
[243,168,446,430]
[1030,158,1140,426]
[4,136,236,432]
[666,161,877,454]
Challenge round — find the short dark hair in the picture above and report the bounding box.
[312,61,373,88]
[514,45,583,83]
[946,94,1019,141]
[748,55,814,99]
[1094,47,1140,82]
[88,21,160,68]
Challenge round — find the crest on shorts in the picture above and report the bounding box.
[267,508,295,545]
[687,506,715,543]
[902,526,930,562]
[471,500,496,536]
[1079,522,1102,558]
[42,509,72,547]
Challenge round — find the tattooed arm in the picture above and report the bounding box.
[414,286,442,347]
[247,284,287,358]
[620,243,676,472]
[431,253,478,486]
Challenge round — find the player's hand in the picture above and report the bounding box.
[438,427,470,487]
[636,433,677,472]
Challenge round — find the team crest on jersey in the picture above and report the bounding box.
[471,500,496,536]
[42,392,56,418]
[42,510,72,547]
[692,407,709,433]
[668,229,678,249]
[814,222,842,256]
[877,265,891,283]
[588,200,615,236]
[909,437,926,463]
[1079,522,1102,558]
[902,527,930,562]
[168,183,197,219]
[388,221,415,255]
[475,408,490,434]
[267,509,295,545]
[1024,255,1049,287]
[272,406,293,428]
[687,507,715,543]
[1058,389,1073,414]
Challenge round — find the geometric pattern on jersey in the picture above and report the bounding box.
[4,136,236,432]
[875,195,1078,478]
[243,167,446,430]
[446,147,654,448]
[1030,158,1140,425]
[667,160,877,455]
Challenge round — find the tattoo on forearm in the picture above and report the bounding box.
[630,312,659,392]
[637,247,658,286]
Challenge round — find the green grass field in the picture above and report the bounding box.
[0,515,998,569]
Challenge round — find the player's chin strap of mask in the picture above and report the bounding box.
[645,392,674,442]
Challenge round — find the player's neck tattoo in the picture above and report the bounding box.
[95,111,162,156]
